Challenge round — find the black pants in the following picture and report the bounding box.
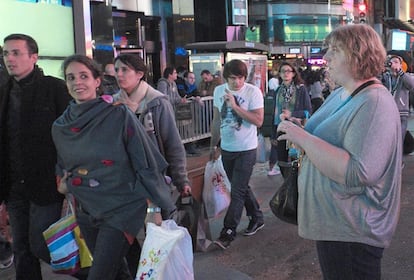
[316,241,384,280]
[126,238,142,278]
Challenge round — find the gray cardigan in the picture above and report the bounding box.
[299,83,401,248]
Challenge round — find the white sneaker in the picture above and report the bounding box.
[267,167,281,176]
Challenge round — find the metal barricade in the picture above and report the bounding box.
[174,97,214,144]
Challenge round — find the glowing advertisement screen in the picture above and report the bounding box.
[1,0,75,78]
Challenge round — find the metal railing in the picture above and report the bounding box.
[174,97,214,144]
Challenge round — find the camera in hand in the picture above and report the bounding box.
[384,60,392,68]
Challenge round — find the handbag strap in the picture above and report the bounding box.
[334,80,380,114]
[65,195,75,216]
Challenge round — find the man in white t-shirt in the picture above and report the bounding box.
[209,59,265,249]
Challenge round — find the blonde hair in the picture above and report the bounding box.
[324,24,386,80]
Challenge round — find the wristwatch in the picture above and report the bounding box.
[147,207,161,213]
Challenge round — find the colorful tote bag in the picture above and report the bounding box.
[43,210,80,274]
[43,199,93,274]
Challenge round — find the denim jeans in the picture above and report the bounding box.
[7,189,62,280]
[316,241,384,280]
[76,206,133,280]
[221,149,264,232]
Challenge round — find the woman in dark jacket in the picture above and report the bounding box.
[268,62,312,178]
[52,54,174,280]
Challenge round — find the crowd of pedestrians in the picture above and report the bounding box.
[0,23,413,280]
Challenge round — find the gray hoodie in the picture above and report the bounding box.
[113,81,190,191]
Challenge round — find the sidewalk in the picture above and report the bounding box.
[2,116,414,279]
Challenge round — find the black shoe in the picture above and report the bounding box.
[243,218,264,236]
[214,228,235,250]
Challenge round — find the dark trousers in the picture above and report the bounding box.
[126,238,141,278]
[268,125,279,167]
[7,189,62,280]
[269,124,290,178]
[316,241,384,280]
[76,208,133,280]
[221,149,263,231]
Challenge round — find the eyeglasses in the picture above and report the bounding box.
[280,69,294,74]
[2,50,29,57]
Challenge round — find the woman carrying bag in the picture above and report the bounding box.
[52,54,175,280]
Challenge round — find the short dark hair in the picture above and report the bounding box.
[223,59,248,80]
[114,54,147,80]
[184,71,194,78]
[4,33,38,55]
[200,69,211,76]
[163,66,176,78]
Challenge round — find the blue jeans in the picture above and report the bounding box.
[316,241,384,280]
[76,206,133,280]
[7,189,62,280]
[221,149,264,232]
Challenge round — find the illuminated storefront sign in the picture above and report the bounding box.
[1,0,75,77]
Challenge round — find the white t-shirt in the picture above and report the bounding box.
[268,77,279,91]
[213,83,264,152]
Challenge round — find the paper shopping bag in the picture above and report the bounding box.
[73,225,93,268]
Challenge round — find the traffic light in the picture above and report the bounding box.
[358,2,367,23]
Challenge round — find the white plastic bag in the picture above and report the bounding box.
[256,133,267,163]
[136,220,194,280]
[202,156,231,218]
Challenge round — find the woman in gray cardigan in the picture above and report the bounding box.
[52,54,174,280]
[277,24,401,280]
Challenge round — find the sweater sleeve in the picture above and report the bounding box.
[124,108,175,212]
[156,99,190,190]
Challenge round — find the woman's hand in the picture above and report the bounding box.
[277,120,306,149]
[279,109,291,121]
[145,212,162,226]
[57,170,71,194]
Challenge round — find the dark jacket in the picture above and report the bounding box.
[271,83,312,126]
[52,97,174,235]
[0,66,71,204]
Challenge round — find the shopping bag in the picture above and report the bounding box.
[136,220,194,280]
[174,195,198,250]
[73,225,93,268]
[195,202,212,252]
[43,200,93,274]
[269,160,299,225]
[256,133,267,163]
[202,156,231,218]
[0,202,13,269]
[43,209,80,274]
